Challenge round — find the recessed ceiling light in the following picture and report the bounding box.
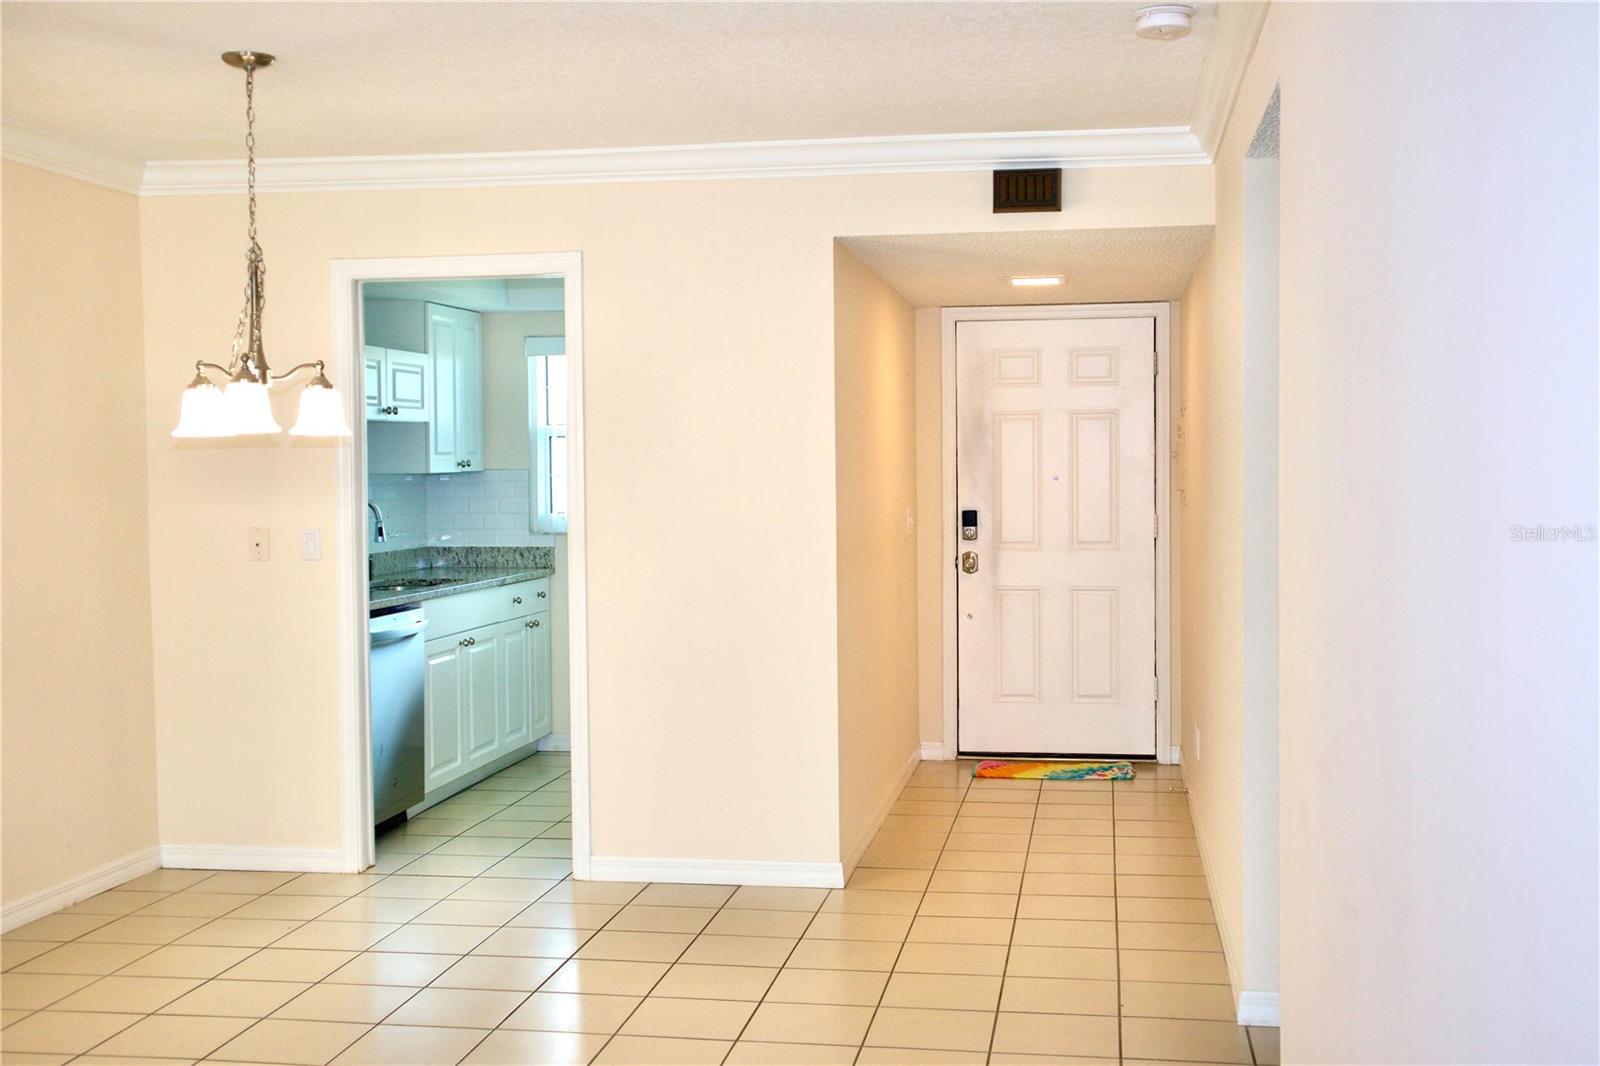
[1135,4,1195,40]
[1009,275,1064,287]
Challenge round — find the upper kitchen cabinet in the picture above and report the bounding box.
[362,297,484,474]
[365,345,430,422]
[426,303,484,473]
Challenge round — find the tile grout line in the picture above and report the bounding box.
[52,763,571,1056]
[13,757,1243,1065]
[850,763,972,1065]
[60,754,575,1065]
[985,773,1039,1063]
[715,889,830,1064]
[582,878,747,1064]
[1113,777,1125,1066]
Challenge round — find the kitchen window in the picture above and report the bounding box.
[527,337,568,533]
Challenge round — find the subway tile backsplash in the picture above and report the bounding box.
[368,468,537,549]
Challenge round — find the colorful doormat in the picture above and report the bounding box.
[974,759,1135,781]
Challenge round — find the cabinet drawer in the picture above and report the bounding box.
[424,579,550,639]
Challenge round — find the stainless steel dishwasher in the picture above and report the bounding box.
[370,605,427,825]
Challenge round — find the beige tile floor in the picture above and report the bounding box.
[1,754,1280,1065]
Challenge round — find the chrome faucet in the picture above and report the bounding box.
[367,500,387,543]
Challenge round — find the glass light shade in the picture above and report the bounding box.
[222,378,283,435]
[171,382,233,438]
[289,381,352,437]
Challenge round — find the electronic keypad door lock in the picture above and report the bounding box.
[961,509,979,541]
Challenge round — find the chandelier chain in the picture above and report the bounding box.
[231,55,266,371]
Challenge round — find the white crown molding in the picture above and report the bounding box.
[0,846,162,933]
[6,125,1210,198]
[1,126,144,194]
[139,127,1207,196]
[1189,1,1272,158]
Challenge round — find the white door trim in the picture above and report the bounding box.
[939,303,1173,763]
[330,251,591,878]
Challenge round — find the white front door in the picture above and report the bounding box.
[956,315,1157,756]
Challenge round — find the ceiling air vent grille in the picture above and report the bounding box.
[993,168,1062,213]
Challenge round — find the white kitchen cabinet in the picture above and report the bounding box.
[365,345,431,423]
[422,637,466,792]
[528,613,553,740]
[420,580,553,799]
[499,617,534,751]
[426,303,484,473]
[500,610,551,751]
[461,625,502,767]
[364,346,383,417]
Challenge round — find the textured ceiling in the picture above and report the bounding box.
[1,2,1213,161]
[840,227,1215,308]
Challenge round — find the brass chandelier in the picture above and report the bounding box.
[172,51,350,439]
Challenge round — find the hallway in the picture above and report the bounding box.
[1,755,1274,1064]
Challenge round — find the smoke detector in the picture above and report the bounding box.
[1134,4,1195,40]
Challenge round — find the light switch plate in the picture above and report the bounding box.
[247,526,271,562]
[300,528,322,561]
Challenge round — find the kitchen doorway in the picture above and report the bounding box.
[328,252,591,877]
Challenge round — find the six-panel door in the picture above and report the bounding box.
[955,316,1158,756]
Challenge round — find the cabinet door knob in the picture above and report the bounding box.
[525,620,536,628]
[537,590,547,599]
[458,637,470,647]
[531,619,541,628]
[512,596,523,604]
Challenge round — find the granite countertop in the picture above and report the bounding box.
[368,546,555,612]
[369,566,554,611]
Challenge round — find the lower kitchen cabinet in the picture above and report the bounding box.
[423,637,466,792]
[423,604,552,795]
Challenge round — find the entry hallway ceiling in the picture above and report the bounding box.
[1,2,1214,161]
[841,226,1214,307]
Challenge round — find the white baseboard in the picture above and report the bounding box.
[536,734,571,753]
[919,741,952,761]
[1169,745,1183,764]
[159,845,348,873]
[843,746,924,878]
[587,856,844,889]
[1237,990,1280,1027]
[0,846,162,933]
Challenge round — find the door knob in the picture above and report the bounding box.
[960,551,979,574]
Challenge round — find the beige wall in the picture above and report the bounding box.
[833,243,918,863]
[1272,4,1597,1061]
[1174,8,1281,1010]
[482,309,562,472]
[1,161,159,909]
[133,165,1211,869]
[1181,3,1599,1059]
[912,308,944,748]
